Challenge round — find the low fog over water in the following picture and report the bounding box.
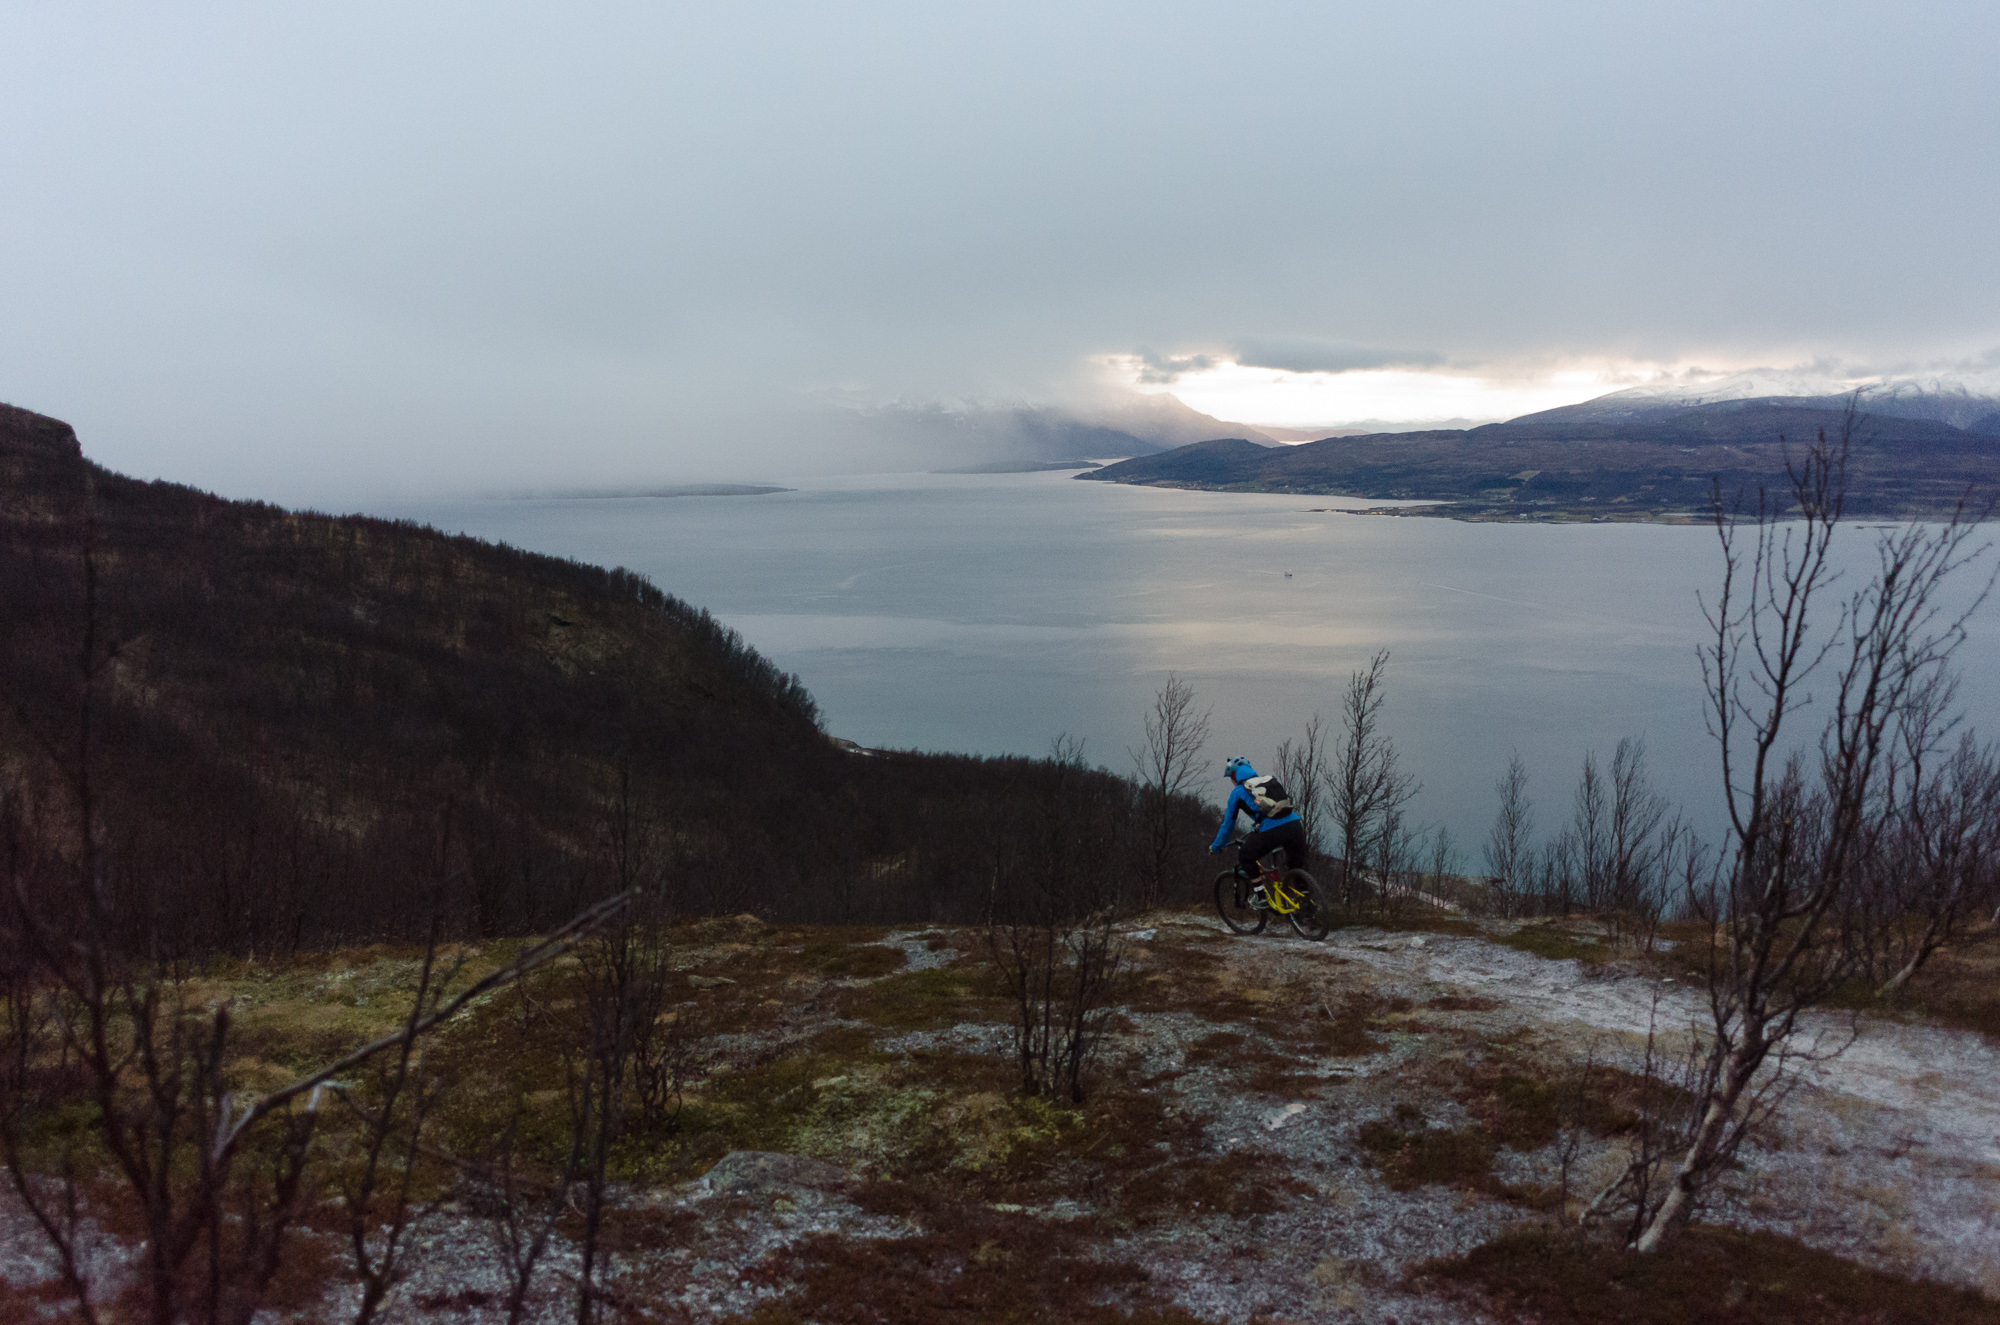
[382,472,2000,855]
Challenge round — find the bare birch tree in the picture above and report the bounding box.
[1850,672,2000,994]
[1328,650,1419,904]
[1484,753,1534,916]
[1632,420,1993,1252]
[1132,674,1211,908]
[1276,711,1330,870]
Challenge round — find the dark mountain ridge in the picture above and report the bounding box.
[1518,376,2000,436]
[1079,399,2000,519]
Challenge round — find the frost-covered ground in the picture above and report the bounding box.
[1203,917,2000,1304]
[4,912,1995,1322]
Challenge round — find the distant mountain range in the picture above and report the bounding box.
[1078,375,2000,520]
[1532,369,2000,436]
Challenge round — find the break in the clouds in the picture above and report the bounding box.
[1131,340,1445,386]
[3,1,1999,501]
[1231,340,1447,377]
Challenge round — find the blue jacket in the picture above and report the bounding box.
[1210,763,1301,851]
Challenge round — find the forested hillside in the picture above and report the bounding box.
[0,404,1206,954]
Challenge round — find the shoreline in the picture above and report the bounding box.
[1088,478,1977,525]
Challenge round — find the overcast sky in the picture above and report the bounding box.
[4,2,1998,500]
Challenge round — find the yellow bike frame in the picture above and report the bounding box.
[1262,875,1304,915]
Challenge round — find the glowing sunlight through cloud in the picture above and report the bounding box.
[1104,357,1675,430]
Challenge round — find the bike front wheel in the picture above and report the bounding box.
[1282,869,1329,941]
[1214,870,1268,935]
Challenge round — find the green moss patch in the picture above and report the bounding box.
[684,1029,904,1162]
[1501,925,1608,966]
[783,927,905,979]
[841,965,1012,1032]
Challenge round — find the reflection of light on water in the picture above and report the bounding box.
[725,613,1403,665]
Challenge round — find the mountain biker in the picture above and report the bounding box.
[1209,757,1307,908]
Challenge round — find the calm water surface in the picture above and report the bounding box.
[378,471,2000,852]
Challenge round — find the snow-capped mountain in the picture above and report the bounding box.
[1517,369,2000,436]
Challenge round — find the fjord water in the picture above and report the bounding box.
[383,470,2000,850]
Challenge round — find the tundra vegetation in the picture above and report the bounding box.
[3,402,1999,1322]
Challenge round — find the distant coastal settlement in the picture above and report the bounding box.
[1078,397,2000,522]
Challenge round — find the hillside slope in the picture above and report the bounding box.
[1,404,1204,951]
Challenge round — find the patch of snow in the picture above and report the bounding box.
[1266,1102,1309,1130]
[878,930,961,972]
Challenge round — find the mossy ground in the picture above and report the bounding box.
[727,1191,1210,1325]
[1498,921,1610,966]
[6,911,1994,1322]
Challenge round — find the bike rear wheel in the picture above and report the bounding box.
[1214,869,1268,935]
[1283,868,1329,940]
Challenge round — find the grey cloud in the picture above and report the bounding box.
[1,2,1997,501]
[1131,351,1219,385]
[1229,338,1447,375]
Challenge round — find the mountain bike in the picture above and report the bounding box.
[1213,850,1328,941]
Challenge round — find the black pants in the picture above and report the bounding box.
[1239,819,1308,878]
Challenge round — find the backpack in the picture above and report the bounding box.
[1243,774,1293,818]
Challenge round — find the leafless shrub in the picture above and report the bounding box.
[985,737,1127,1103]
[469,980,573,1325]
[1580,995,1702,1238]
[567,893,690,1323]
[1550,1041,1603,1223]
[986,903,1126,1104]
[333,930,458,1325]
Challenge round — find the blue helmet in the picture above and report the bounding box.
[1224,756,1254,783]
